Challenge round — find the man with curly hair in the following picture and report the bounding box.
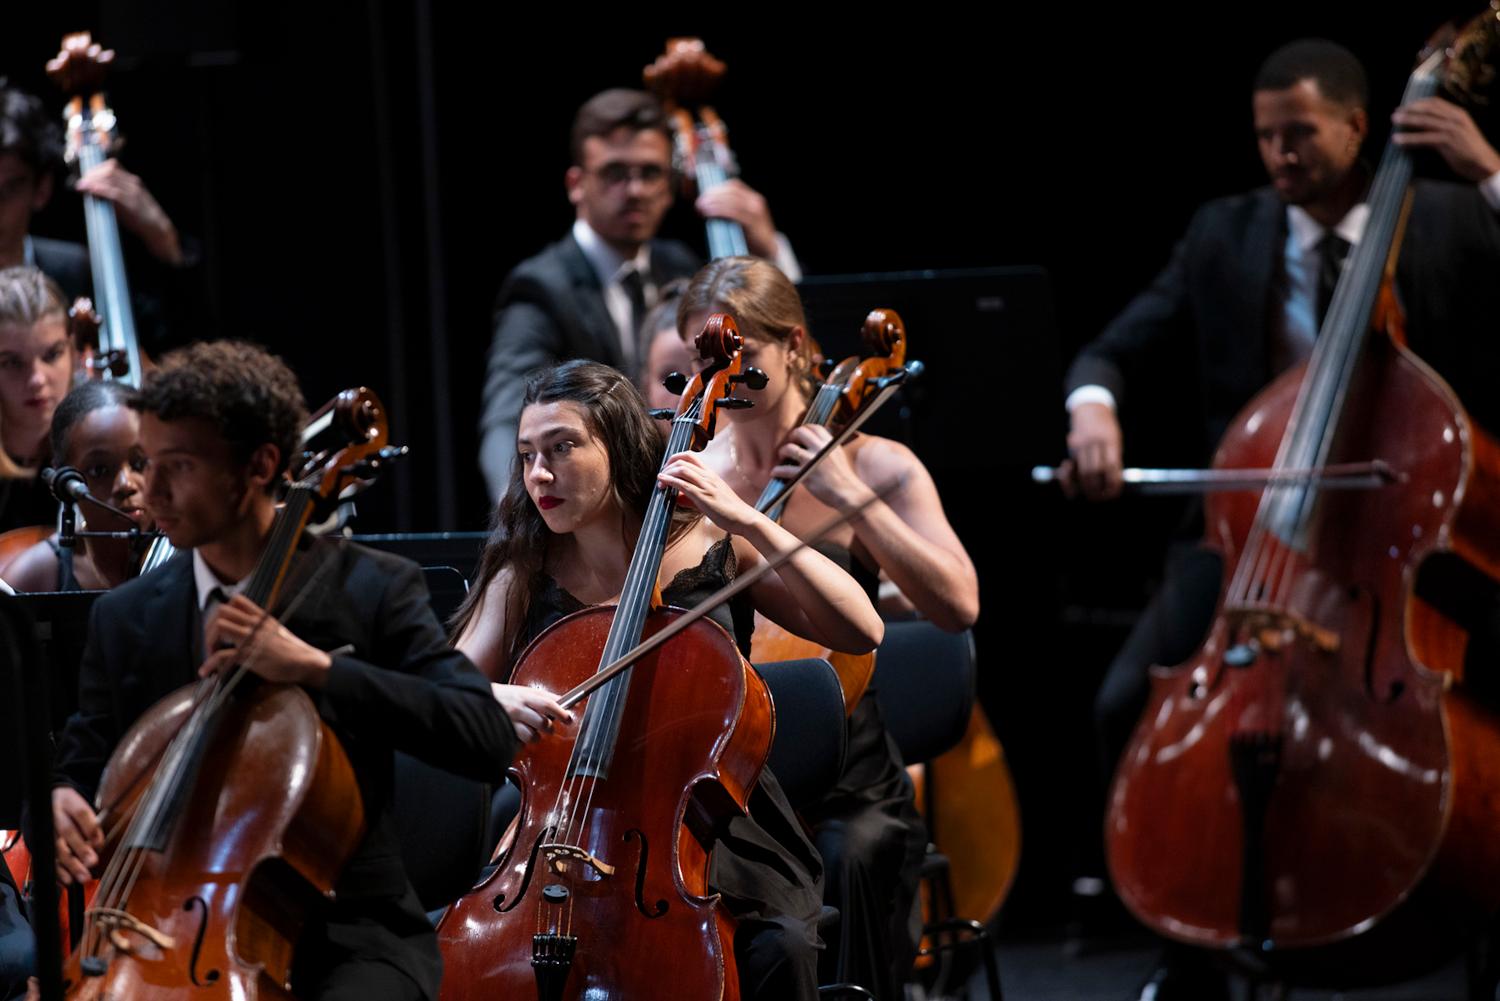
[48,340,517,1000]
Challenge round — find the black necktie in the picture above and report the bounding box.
[1316,233,1351,329]
[618,266,648,363]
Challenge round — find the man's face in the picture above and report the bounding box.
[140,413,259,551]
[566,127,673,253]
[0,152,52,253]
[1253,79,1367,206]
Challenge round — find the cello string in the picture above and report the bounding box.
[556,400,699,847]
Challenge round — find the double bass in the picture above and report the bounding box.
[59,389,395,999]
[0,34,150,576]
[1105,10,1500,982]
[644,38,752,260]
[437,318,770,1000]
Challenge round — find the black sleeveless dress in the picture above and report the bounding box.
[45,537,82,592]
[797,544,927,1000]
[516,538,825,1000]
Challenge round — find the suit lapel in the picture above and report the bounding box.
[139,555,200,694]
[1235,189,1284,390]
[558,236,624,369]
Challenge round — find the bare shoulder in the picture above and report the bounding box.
[4,538,60,593]
[849,433,926,487]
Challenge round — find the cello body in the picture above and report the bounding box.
[1106,329,1500,970]
[62,682,364,998]
[437,605,773,1001]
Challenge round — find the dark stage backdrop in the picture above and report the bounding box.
[0,0,1485,929]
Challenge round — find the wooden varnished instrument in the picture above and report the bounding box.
[1105,9,1500,982]
[437,318,770,1001]
[60,389,397,999]
[645,38,751,260]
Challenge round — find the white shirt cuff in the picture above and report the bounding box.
[1065,385,1117,413]
[1481,171,1500,213]
[773,233,802,283]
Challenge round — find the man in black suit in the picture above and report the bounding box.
[49,341,517,1000]
[478,88,799,497]
[1059,40,1500,1001]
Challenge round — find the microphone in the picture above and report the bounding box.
[43,466,91,506]
[43,466,142,524]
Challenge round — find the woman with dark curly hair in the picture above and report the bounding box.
[4,379,149,592]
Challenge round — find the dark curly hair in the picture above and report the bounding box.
[0,83,65,177]
[450,359,682,663]
[131,340,307,486]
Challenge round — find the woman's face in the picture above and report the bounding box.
[516,400,615,535]
[642,323,695,412]
[0,315,73,455]
[680,309,797,422]
[68,404,149,531]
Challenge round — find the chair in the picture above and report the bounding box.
[755,658,848,811]
[872,621,1004,1000]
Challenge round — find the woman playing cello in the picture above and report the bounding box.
[678,257,980,997]
[450,359,884,999]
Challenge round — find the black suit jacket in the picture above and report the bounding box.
[1065,180,1500,463]
[54,540,518,997]
[477,233,701,496]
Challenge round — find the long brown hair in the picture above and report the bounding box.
[450,360,674,662]
[676,256,817,400]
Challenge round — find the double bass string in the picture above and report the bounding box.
[1228,57,1439,618]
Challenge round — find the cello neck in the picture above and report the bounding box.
[570,398,700,779]
[755,381,846,520]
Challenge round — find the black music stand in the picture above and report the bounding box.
[0,595,65,1001]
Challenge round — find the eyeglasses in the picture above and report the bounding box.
[590,162,669,188]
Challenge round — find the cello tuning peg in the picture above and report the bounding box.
[662,372,688,395]
[818,358,836,379]
[718,397,755,410]
[648,408,675,421]
[736,367,768,390]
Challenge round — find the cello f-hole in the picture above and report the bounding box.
[623,828,668,918]
[181,895,219,987]
[496,826,554,914]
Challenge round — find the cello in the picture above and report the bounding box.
[753,308,1021,938]
[750,307,916,713]
[437,318,769,1001]
[58,388,396,999]
[1105,9,1500,982]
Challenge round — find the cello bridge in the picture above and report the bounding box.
[87,907,177,951]
[541,842,616,878]
[1231,610,1341,655]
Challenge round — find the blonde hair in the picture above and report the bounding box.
[677,256,816,399]
[0,266,70,477]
